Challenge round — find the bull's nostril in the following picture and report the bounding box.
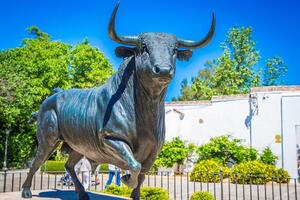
[153,66,160,74]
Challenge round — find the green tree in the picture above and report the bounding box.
[177,26,261,100]
[0,26,113,168]
[259,147,278,165]
[175,79,197,101]
[196,136,258,166]
[70,39,113,88]
[262,56,288,86]
[154,137,189,168]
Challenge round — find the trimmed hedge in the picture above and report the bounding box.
[190,160,230,182]
[98,163,109,172]
[41,160,66,173]
[103,184,132,197]
[190,191,214,200]
[230,160,290,184]
[273,168,290,183]
[140,187,169,200]
[103,184,169,200]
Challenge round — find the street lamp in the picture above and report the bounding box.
[2,128,10,172]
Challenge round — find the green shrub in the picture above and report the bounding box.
[98,163,109,172]
[103,184,131,197]
[103,185,169,200]
[155,137,188,168]
[231,160,290,184]
[274,168,290,183]
[231,160,275,184]
[41,160,66,173]
[190,160,230,182]
[196,136,258,166]
[140,187,169,200]
[259,147,278,165]
[190,191,214,200]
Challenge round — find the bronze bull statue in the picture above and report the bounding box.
[22,2,215,199]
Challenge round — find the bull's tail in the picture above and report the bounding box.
[49,87,63,96]
[27,112,39,124]
[27,88,63,125]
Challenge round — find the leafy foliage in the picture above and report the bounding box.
[41,160,66,173]
[190,160,230,182]
[140,187,169,200]
[273,168,290,183]
[175,26,288,101]
[154,137,189,168]
[262,56,288,86]
[70,39,113,88]
[103,185,169,200]
[230,160,290,184]
[259,147,278,165]
[103,184,132,197]
[190,191,214,200]
[0,26,113,168]
[196,136,258,166]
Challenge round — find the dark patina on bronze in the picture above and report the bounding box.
[22,2,215,200]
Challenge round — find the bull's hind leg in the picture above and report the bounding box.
[64,149,90,200]
[104,139,141,188]
[22,142,59,198]
[22,110,59,198]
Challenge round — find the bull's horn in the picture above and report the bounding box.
[108,2,138,46]
[178,12,216,49]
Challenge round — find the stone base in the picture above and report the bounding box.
[0,189,130,200]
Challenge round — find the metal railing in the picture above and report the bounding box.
[1,170,299,200]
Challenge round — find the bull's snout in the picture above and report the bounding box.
[152,65,173,80]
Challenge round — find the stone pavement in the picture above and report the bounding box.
[0,189,130,200]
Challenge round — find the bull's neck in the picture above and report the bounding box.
[133,76,167,141]
[114,57,167,139]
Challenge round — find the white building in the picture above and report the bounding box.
[165,86,300,178]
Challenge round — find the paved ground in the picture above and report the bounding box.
[1,171,300,200]
[0,189,130,200]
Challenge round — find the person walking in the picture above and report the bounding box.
[76,157,91,191]
[105,164,121,187]
[94,164,101,185]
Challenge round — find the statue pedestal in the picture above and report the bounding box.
[1,189,130,200]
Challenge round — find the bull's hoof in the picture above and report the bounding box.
[121,174,138,188]
[78,191,90,200]
[21,187,32,198]
[130,190,141,200]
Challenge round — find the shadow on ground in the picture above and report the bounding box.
[35,189,129,200]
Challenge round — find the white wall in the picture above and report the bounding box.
[165,87,300,178]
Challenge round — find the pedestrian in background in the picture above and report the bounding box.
[76,157,91,191]
[105,164,121,187]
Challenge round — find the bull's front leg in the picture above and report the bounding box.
[104,139,141,188]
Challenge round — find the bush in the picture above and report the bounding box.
[190,160,230,182]
[155,137,188,168]
[140,187,169,200]
[231,160,273,184]
[274,168,290,183]
[259,147,278,165]
[196,136,258,166]
[41,160,66,173]
[103,185,169,200]
[190,191,214,200]
[98,163,109,172]
[230,160,289,184]
[103,184,131,197]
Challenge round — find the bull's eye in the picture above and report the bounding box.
[141,44,149,54]
[173,47,178,54]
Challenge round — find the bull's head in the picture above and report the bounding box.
[109,3,215,94]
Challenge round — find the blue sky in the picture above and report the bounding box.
[1,0,299,101]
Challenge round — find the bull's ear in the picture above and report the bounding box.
[115,46,135,58]
[177,50,193,61]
